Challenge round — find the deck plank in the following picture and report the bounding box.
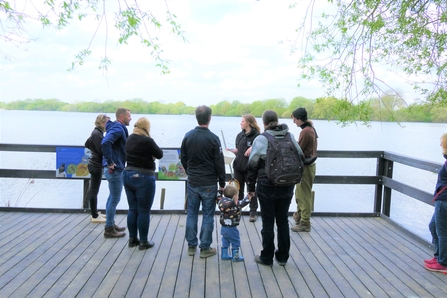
[1,212,447,297]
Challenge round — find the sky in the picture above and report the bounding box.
[0,0,420,107]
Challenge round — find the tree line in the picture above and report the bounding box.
[1,96,445,124]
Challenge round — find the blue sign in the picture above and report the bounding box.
[56,147,91,178]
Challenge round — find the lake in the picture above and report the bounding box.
[1,109,445,242]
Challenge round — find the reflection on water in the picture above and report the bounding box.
[1,110,443,242]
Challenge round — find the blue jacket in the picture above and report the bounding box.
[101,120,129,172]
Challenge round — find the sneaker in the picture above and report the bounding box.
[254,255,273,267]
[424,257,437,265]
[276,259,287,266]
[188,246,197,256]
[275,253,287,266]
[249,215,257,222]
[98,211,106,218]
[292,212,300,225]
[291,221,311,232]
[91,215,106,223]
[200,247,217,258]
[425,261,447,273]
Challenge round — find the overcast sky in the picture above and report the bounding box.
[0,0,420,107]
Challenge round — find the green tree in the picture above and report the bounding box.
[294,0,447,121]
[0,1,185,74]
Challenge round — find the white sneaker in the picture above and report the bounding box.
[98,211,106,218]
[91,215,106,223]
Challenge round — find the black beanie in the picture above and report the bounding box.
[292,107,308,121]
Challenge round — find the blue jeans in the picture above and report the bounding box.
[256,178,294,265]
[221,226,241,249]
[123,170,156,241]
[185,183,217,249]
[87,164,103,217]
[429,200,447,266]
[103,168,123,228]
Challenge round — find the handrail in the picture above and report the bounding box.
[0,143,441,216]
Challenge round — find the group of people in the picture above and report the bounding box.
[83,104,447,272]
[181,105,318,265]
[85,108,163,250]
[84,105,319,264]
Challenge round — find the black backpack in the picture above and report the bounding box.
[262,132,303,186]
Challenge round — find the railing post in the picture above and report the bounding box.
[83,179,89,209]
[374,156,385,213]
[382,159,394,216]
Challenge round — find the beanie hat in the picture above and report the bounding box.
[292,107,308,121]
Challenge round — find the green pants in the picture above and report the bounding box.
[295,163,316,223]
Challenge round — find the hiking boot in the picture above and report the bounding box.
[188,246,197,256]
[254,255,272,267]
[104,226,125,238]
[113,224,126,232]
[249,215,257,222]
[292,212,300,225]
[91,215,106,223]
[424,257,437,265]
[139,240,155,250]
[128,238,140,248]
[291,221,311,232]
[200,247,216,258]
[425,261,447,273]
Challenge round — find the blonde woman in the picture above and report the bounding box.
[85,113,110,223]
[123,117,163,250]
[227,114,260,222]
[425,133,447,273]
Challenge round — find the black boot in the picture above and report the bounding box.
[128,238,140,248]
[139,240,155,250]
[104,226,125,238]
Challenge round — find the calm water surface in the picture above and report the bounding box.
[1,110,446,241]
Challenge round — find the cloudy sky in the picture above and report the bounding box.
[0,0,419,107]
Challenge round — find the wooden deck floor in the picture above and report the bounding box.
[1,211,446,298]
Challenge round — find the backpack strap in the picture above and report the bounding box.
[261,132,277,150]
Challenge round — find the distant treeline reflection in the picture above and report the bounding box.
[1,96,444,123]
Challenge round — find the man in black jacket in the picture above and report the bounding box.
[181,105,226,258]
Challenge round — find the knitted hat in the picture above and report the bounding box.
[292,107,308,121]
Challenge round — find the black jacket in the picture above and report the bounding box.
[232,128,259,172]
[85,127,104,168]
[180,126,226,187]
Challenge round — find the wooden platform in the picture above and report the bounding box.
[1,212,446,297]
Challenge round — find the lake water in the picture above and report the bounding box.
[1,110,446,242]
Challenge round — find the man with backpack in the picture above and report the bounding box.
[247,110,304,267]
[290,107,318,233]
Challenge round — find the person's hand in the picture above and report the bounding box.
[244,147,252,156]
[247,192,255,200]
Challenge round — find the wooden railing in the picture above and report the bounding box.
[0,144,441,218]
